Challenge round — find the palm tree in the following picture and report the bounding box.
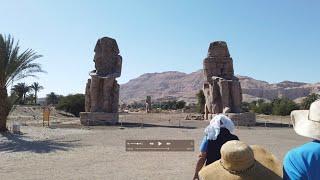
[30,82,43,104]
[26,93,35,105]
[11,83,30,104]
[301,93,320,109]
[0,34,44,132]
[22,85,30,103]
[11,84,24,103]
[46,92,59,105]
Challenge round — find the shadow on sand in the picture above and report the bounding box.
[0,132,80,153]
[118,122,197,129]
[255,122,291,128]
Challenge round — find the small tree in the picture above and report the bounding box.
[56,94,85,117]
[258,103,273,115]
[176,100,186,109]
[301,93,319,110]
[272,98,299,116]
[11,83,30,104]
[249,99,273,115]
[11,83,25,104]
[240,102,250,112]
[257,99,265,105]
[30,82,44,104]
[196,90,205,114]
[46,92,60,105]
[25,94,35,105]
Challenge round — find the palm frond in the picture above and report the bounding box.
[0,34,45,88]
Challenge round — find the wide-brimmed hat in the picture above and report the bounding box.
[198,141,282,180]
[291,100,320,140]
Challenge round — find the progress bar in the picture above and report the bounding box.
[126,140,194,152]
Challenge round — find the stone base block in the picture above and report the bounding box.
[209,112,256,126]
[80,112,118,126]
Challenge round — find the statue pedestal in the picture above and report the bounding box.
[80,112,118,126]
[209,112,256,126]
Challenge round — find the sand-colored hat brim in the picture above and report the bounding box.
[198,145,282,180]
[291,110,320,140]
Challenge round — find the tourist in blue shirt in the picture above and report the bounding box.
[283,100,320,180]
[193,114,238,180]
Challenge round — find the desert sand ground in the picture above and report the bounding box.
[0,111,308,180]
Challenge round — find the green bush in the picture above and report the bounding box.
[151,100,186,110]
[248,98,299,116]
[176,100,186,109]
[248,100,272,115]
[240,102,250,112]
[301,93,319,110]
[271,98,299,116]
[257,103,273,115]
[128,101,145,109]
[196,90,205,114]
[56,94,85,117]
[46,92,62,105]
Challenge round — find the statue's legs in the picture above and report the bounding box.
[212,80,223,113]
[102,78,115,112]
[85,79,91,112]
[219,80,231,111]
[112,80,119,113]
[90,76,101,112]
[231,81,242,113]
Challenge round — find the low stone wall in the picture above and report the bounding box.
[80,112,118,126]
[226,112,256,126]
[209,112,256,126]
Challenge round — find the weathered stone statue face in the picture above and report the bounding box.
[204,41,234,81]
[207,41,230,57]
[93,37,122,77]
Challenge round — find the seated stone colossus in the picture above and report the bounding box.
[80,37,122,125]
[203,41,242,120]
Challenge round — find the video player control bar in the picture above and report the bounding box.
[126,140,194,151]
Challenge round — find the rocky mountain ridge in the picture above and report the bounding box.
[120,70,320,104]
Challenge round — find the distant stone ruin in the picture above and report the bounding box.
[202,41,255,125]
[80,37,122,125]
[145,96,151,113]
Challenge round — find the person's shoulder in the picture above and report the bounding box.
[283,147,304,171]
[304,140,320,150]
[200,136,209,152]
[284,143,313,163]
[291,142,320,153]
[284,148,298,161]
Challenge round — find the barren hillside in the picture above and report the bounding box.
[120,70,320,104]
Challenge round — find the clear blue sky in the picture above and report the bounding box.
[1,0,320,97]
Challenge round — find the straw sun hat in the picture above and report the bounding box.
[198,140,282,180]
[291,100,320,140]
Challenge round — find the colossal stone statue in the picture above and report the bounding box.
[203,41,242,120]
[145,96,152,113]
[80,37,122,125]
